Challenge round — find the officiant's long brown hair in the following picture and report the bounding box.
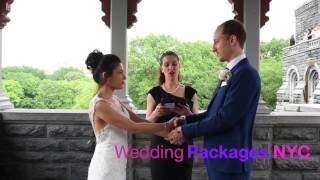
[157,51,181,85]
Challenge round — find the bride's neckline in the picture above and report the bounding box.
[97,93,113,100]
[97,94,128,114]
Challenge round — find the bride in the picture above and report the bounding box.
[85,50,174,180]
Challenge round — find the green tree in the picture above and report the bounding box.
[1,37,287,110]
[71,78,96,109]
[35,80,78,109]
[3,80,24,107]
[49,67,86,81]
[260,57,282,110]
[128,34,181,108]
[260,38,288,60]
[128,34,224,109]
[4,72,40,107]
[3,66,47,80]
[176,41,224,108]
[259,38,287,110]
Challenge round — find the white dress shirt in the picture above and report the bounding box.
[226,53,246,71]
[221,53,246,87]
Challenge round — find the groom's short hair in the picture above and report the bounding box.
[220,20,246,48]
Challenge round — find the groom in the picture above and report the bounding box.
[167,20,260,180]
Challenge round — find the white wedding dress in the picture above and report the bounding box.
[87,95,129,180]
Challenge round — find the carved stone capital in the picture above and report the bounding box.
[0,0,14,29]
[229,0,271,28]
[100,0,141,29]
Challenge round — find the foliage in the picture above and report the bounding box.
[2,66,95,109]
[260,38,288,60]
[3,80,24,107]
[2,35,286,110]
[71,78,97,109]
[260,57,283,110]
[128,34,181,108]
[176,41,224,108]
[128,34,225,109]
[34,80,78,109]
[3,66,47,79]
[49,67,86,81]
[259,39,287,110]
[4,72,41,107]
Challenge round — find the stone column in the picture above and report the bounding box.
[243,0,270,113]
[244,0,260,71]
[110,1,134,179]
[0,0,14,110]
[110,0,133,107]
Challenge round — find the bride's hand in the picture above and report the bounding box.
[155,116,185,138]
[164,120,175,132]
[167,116,185,128]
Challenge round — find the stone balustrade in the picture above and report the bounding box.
[0,109,319,180]
[283,38,320,57]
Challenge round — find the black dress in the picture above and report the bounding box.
[148,85,197,180]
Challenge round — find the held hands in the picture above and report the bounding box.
[169,116,186,128]
[155,108,187,138]
[164,116,187,145]
[167,127,186,145]
[163,116,185,132]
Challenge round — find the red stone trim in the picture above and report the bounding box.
[100,0,140,29]
[127,0,140,29]
[230,0,244,23]
[261,0,271,27]
[100,0,111,28]
[0,0,14,29]
[229,0,271,28]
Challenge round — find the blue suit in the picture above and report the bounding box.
[182,58,260,180]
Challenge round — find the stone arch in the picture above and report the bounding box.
[286,65,299,103]
[286,65,300,82]
[303,58,320,103]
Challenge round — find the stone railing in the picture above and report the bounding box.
[283,37,320,57]
[0,109,319,180]
[0,109,93,180]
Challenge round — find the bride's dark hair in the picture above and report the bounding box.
[85,50,121,87]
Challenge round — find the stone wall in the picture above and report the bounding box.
[277,38,320,107]
[0,109,320,180]
[283,38,320,81]
[0,109,94,180]
[253,113,320,180]
[277,0,320,108]
[295,0,320,42]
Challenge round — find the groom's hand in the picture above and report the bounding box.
[167,127,185,145]
[168,116,186,128]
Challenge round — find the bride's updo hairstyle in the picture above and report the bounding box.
[85,49,121,88]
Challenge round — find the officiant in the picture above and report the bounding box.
[146,51,199,180]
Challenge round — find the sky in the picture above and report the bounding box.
[2,0,309,73]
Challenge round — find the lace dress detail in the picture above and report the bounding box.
[87,95,130,180]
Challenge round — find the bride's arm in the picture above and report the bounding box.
[121,103,172,137]
[123,105,150,123]
[95,101,171,136]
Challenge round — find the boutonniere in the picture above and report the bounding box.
[218,69,232,81]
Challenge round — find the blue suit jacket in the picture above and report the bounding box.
[182,58,260,174]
